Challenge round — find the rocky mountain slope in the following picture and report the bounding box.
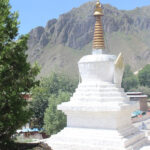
[27,1,150,78]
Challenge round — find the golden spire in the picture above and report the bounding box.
[93,0,105,50]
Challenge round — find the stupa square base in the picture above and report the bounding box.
[140,146,150,150]
[45,127,147,150]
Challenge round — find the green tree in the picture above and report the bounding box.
[44,92,70,135]
[122,65,139,91]
[31,73,77,128]
[0,0,39,147]
[138,64,150,87]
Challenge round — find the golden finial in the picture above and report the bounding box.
[94,0,103,16]
[93,0,105,50]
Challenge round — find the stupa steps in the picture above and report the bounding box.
[73,91,127,97]
[118,126,140,137]
[46,142,146,150]
[76,84,125,92]
[128,138,148,150]
[60,127,139,137]
[70,96,129,102]
[50,136,146,148]
[125,132,146,148]
[76,88,124,92]
[78,83,120,88]
[51,129,144,142]
[49,129,147,150]
[59,103,137,112]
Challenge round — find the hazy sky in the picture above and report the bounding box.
[10,0,150,35]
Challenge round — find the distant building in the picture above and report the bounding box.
[21,92,32,101]
[126,92,148,111]
[17,128,48,139]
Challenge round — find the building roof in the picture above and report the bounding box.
[126,92,148,98]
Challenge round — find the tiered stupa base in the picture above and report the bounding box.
[46,127,147,150]
[45,81,148,150]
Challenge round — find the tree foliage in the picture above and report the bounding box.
[44,92,70,135]
[122,65,139,92]
[0,0,39,147]
[138,64,150,87]
[31,73,77,129]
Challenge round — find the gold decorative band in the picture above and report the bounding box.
[93,0,105,50]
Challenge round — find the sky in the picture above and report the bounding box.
[10,0,150,35]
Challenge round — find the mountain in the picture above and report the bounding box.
[27,1,150,79]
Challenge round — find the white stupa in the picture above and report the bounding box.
[45,0,150,149]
